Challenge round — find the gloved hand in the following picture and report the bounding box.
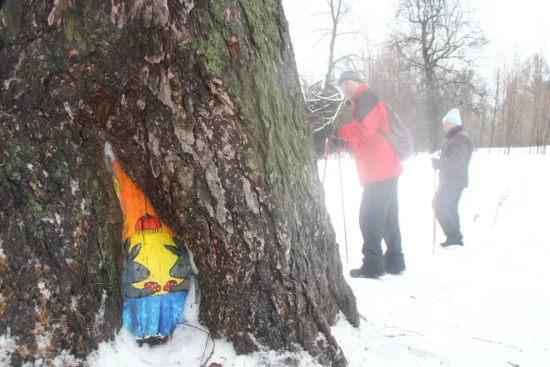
[431,158,441,170]
[314,122,341,139]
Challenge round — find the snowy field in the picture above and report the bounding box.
[327,148,550,367]
[2,148,549,367]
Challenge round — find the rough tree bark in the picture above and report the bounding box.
[0,0,359,366]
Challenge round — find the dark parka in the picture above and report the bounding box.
[438,126,473,188]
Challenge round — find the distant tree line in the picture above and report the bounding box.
[302,0,550,155]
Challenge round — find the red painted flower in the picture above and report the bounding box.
[144,282,161,294]
[135,214,162,233]
[163,280,177,293]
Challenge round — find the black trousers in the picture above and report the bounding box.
[434,185,464,242]
[359,176,403,271]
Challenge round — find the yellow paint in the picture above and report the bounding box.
[112,160,182,296]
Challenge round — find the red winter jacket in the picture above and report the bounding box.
[339,84,402,185]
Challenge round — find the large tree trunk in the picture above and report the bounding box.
[0,1,359,366]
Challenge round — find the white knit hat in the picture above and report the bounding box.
[442,108,462,126]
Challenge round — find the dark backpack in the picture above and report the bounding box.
[377,104,414,161]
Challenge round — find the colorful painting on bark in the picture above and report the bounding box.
[111,159,198,345]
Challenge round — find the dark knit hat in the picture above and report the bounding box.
[338,70,364,85]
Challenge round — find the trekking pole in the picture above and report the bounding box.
[321,137,332,185]
[317,99,347,262]
[320,99,346,185]
[337,146,349,264]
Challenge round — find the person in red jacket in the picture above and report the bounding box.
[318,70,405,278]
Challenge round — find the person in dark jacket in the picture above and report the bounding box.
[431,108,473,247]
[317,70,405,278]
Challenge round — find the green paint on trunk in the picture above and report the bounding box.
[0,0,22,42]
[188,2,318,222]
[52,0,70,22]
[65,16,76,43]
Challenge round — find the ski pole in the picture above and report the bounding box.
[337,146,349,264]
[318,98,346,185]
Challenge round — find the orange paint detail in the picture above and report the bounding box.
[112,160,174,239]
[229,35,239,62]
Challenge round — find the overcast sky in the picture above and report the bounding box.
[283,0,550,83]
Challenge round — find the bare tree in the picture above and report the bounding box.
[488,66,503,153]
[476,97,488,149]
[542,81,550,153]
[390,0,488,152]
[501,51,533,154]
[312,0,362,89]
[525,53,550,153]
[306,0,367,157]
[539,82,550,154]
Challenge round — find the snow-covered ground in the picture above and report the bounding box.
[2,149,549,367]
[327,148,550,367]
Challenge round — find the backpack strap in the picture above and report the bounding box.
[376,102,392,137]
[377,128,389,138]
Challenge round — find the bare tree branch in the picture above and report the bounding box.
[388,0,488,151]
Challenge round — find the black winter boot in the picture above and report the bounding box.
[440,238,464,248]
[350,263,385,279]
[385,253,406,274]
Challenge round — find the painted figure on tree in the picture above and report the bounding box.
[111,159,199,345]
